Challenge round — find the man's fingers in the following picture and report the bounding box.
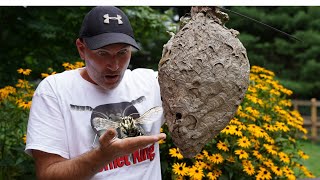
[99,128,117,145]
[122,133,166,151]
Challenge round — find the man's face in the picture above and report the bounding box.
[80,41,132,90]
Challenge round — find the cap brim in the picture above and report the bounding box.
[83,33,140,50]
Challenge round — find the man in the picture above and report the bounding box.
[25,6,166,179]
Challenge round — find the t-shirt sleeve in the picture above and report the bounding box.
[25,78,69,159]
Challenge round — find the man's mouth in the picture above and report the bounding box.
[104,75,120,83]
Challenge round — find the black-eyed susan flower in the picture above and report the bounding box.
[208,153,224,164]
[172,162,188,176]
[275,122,290,132]
[217,141,229,152]
[256,167,272,180]
[252,150,263,160]
[207,169,222,180]
[278,152,290,164]
[237,136,251,148]
[188,165,204,180]
[271,165,283,176]
[18,101,32,110]
[298,150,309,160]
[221,125,237,135]
[235,149,248,159]
[242,160,255,175]
[169,148,183,159]
[17,68,32,75]
[262,158,274,168]
[263,144,278,155]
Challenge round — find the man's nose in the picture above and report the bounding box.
[105,56,119,71]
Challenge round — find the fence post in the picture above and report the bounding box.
[311,98,317,141]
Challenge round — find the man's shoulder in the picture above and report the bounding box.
[130,68,156,74]
[37,69,79,90]
[127,68,157,79]
[43,69,78,82]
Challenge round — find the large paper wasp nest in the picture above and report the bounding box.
[158,7,250,158]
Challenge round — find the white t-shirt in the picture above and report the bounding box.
[25,68,164,180]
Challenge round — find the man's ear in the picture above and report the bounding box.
[76,38,86,60]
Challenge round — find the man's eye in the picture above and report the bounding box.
[97,51,107,56]
[118,49,128,56]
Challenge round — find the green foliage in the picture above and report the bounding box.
[0,6,176,87]
[226,7,320,98]
[301,59,320,82]
[1,6,319,99]
[122,7,177,70]
[0,74,35,179]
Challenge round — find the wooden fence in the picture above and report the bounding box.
[292,98,320,141]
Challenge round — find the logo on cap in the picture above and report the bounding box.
[103,14,123,24]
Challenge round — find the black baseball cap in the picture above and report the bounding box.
[79,6,140,50]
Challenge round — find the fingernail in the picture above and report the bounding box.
[108,130,114,136]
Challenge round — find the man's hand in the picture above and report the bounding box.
[98,128,166,160]
[33,129,166,180]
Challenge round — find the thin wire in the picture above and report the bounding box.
[217,7,303,43]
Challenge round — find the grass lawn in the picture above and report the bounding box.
[299,140,320,177]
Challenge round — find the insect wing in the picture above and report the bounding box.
[91,117,120,132]
[134,106,163,125]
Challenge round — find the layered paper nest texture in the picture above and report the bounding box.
[158,8,250,158]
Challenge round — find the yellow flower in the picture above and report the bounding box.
[271,165,283,176]
[17,68,32,75]
[0,86,16,100]
[209,153,224,164]
[298,150,309,160]
[221,125,237,135]
[256,167,272,180]
[263,144,278,155]
[275,122,290,132]
[195,161,210,170]
[172,162,188,176]
[242,160,255,175]
[278,152,290,164]
[23,134,27,144]
[207,172,218,180]
[188,165,204,180]
[158,139,165,144]
[245,107,260,118]
[262,159,274,168]
[18,101,32,110]
[252,150,263,160]
[62,62,70,67]
[194,153,204,160]
[17,68,24,74]
[262,115,271,122]
[237,136,251,148]
[234,149,249,159]
[263,124,276,132]
[217,141,229,152]
[41,73,50,78]
[62,61,85,70]
[207,169,222,180]
[169,148,183,159]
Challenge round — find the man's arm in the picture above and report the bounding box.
[32,128,166,180]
